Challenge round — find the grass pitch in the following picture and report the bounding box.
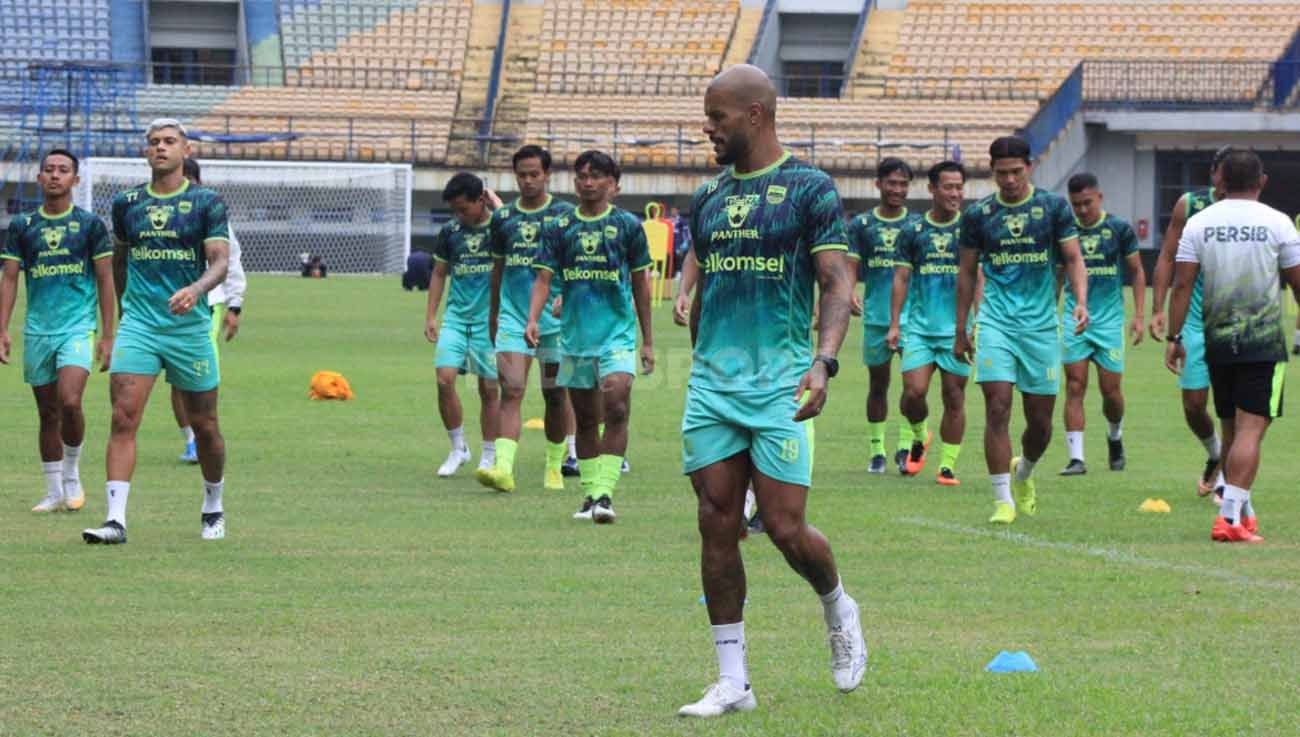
[2,275,1299,736]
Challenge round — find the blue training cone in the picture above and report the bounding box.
[985,650,1038,673]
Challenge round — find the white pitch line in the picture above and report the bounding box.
[898,516,1297,593]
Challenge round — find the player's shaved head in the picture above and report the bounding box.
[707,64,778,122]
[703,65,781,167]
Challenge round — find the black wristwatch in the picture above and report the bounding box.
[1168,333,1182,344]
[813,355,839,378]
[227,306,242,315]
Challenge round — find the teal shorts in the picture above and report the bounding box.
[1179,326,1210,391]
[435,320,498,379]
[862,324,902,367]
[900,332,970,377]
[681,384,813,487]
[23,329,95,386]
[495,330,561,365]
[974,323,1060,395]
[556,346,635,389]
[1062,320,1124,373]
[112,322,219,392]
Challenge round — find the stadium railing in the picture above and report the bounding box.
[532,71,716,96]
[0,58,462,91]
[1080,60,1278,110]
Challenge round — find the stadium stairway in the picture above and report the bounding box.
[721,3,764,69]
[486,1,546,167]
[447,0,505,166]
[848,7,905,99]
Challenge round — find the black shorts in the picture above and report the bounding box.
[1208,361,1286,419]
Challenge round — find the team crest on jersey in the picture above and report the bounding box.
[880,228,900,250]
[1004,213,1029,237]
[147,205,174,230]
[724,194,759,228]
[68,220,80,233]
[580,231,602,255]
[1031,206,1044,220]
[603,225,618,240]
[930,232,953,252]
[519,222,538,244]
[1081,234,1100,255]
[765,185,787,205]
[178,201,193,215]
[465,233,485,254]
[41,227,66,251]
[1101,228,1113,240]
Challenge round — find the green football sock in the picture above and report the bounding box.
[910,420,928,444]
[940,442,961,471]
[597,454,622,499]
[868,422,886,456]
[898,421,916,454]
[545,440,567,471]
[577,457,601,498]
[494,438,518,474]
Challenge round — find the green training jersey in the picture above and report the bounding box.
[959,186,1077,332]
[1181,187,1215,331]
[847,207,912,328]
[433,213,496,326]
[687,151,849,392]
[896,211,962,338]
[2,205,111,336]
[111,180,230,335]
[489,195,574,337]
[534,204,651,357]
[1064,212,1138,329]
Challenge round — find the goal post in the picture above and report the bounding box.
[76,159,413,274]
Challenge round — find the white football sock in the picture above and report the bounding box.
[566,434,577,457]
[42,462,63,499]
[992,473,1013,507]
[180,425,195,444]
[481,440,496,465]
[1015,457,1036,482]
[1221,485,1248,524]
[61,443,82,487]
[711,622,749,691]
[1200,432,1221,461]
[106,481,130,526]
[1294,328,1300,347]
[1216,470,1225,490]
[818,578,856,624]
[1240,495,1255,519]
[447,426,466,452]
[1107,419,1123,441]
[202,478,224,515]
[1065,431,1084,461]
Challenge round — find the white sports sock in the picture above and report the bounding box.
[711,622,749,691]
[1107,419,1123,441]
[481,440,496,464]
[1294,328,1300,346]
[1240,495,1255,520]
[447,426,466,452]
[105,481,130,526]
[1015,457,1036,482]
[1065,431,1085,461]
[1216,470,1225,490]
[1200,433,1221,461]
[992,473,1013,507]
[566,434,577,457]
[202,478,224,515]
[180,425,195,444]
[42,462,63,499]
[818,578,856,625]
[62,443,82,485]
[1221,485,1248,524]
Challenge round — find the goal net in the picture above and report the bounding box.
[76,159,412,274]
